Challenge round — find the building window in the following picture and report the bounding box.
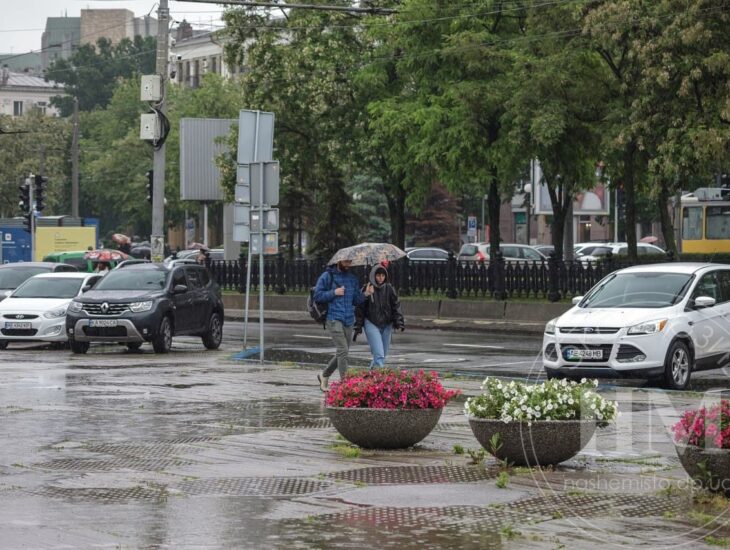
[211,56,217,74]
[35,101,47,115]
[13,101,23,116]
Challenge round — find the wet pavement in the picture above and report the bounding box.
[1,335,730,548]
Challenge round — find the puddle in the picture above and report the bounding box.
[161,383,215,389]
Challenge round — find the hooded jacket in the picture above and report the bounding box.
[355,265,404,330]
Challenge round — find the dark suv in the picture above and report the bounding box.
[65,263,224,354]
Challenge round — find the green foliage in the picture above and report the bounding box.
[452,444,464,455]
[466,447,486,466]
[46,36,157,115]
[495,471,510,489]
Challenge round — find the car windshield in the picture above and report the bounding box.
[12,277,83,298]
[0,267,49,289]
[581,272,693,309]
[94,270,168,291]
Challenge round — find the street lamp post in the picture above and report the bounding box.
[523,183,532,245]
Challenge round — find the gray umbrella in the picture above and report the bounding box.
[328,243,406,267]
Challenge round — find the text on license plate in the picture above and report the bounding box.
[565,349,602,360]
[5,321,31,329]
[89,319,118,328]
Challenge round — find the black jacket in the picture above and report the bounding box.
[355,265,405,332]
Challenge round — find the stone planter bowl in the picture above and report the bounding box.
[675,444,730,495]
[468,418,597,466]
[326,407,443,449]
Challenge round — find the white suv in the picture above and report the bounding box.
[543,263,730,390]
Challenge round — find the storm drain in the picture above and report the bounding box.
[327,465,499,485]
[506,493,682,519]
[35,457,194,472]
[178,477,333,497]
[86,442,208,459]
[27,485,168,503]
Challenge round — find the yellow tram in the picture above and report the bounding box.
[681,188,730,253]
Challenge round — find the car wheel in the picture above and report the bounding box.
[202,312,222,350]
[663,340,692,390]
[126,342,143,351]
[69,338,89,354]
[0,341,8,350]
[152,316,172,354]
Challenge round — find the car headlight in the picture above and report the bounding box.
[68,301,83,313]
[130,301,153,313]
[627,319,668,335]
[43,306,68,319]
[545,318,558,335]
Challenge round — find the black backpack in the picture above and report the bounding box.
[307,271,334,325]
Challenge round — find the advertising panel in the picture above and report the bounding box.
[35,227,96,261]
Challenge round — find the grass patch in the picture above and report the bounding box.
[705,536,730,547]
[500,525,522,540]
[495,471,510,489]
[453,444,464,455]
[330,444,361,458]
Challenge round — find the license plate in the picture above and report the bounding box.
[5,321,31,329]
[89,319,118,328]
[565,348,602,360]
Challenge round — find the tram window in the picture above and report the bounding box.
[706,206,730,240]
[682,207,702,240]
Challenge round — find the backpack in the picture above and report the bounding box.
[307,271,334,325]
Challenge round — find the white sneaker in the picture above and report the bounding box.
[317,373,329,392]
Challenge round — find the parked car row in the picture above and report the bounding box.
[0,261,224,354]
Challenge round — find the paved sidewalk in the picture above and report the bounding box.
[0,342,728,548]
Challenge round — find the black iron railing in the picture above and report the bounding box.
[207,250,697,302]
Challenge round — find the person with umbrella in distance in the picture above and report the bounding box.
[354,260,405,369]
[314,259,374,391]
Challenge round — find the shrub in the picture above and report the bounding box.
[326,369,460,409]
[464,377,618,424]
[673,401,730,449]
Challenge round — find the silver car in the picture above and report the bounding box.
[457,243,547,263]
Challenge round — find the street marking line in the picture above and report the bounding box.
[443,344,505,350]
[293,334,331,340]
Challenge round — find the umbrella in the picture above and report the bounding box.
[84,249,129,262]
[328,243,406,267]
[640,236,658,244]
[112,233,131,245]
[188,242,208,250]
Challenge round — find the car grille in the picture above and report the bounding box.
[1,328,38,336]
[82,326,128,337]
[559,343,613,363]
[2,314,39,320]
[83,303,130,315]
[559,327,620,334]
[544,343,558,361]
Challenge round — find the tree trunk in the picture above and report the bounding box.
[658,179,677,256]
[563,202,574,261]
[624,139,638,261]
[385,177,407,248]
[487,177,501,256]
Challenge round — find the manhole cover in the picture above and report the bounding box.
[28,486,166,503]
[507,494,681,519]
[268,418,331,429]
[178,477,333,497]
[328,465,498,485]
[35,457,193,472]
[86,442,207,458]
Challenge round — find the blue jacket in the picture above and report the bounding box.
[313,266,366,326]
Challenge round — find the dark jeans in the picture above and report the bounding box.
[322,320,352,379]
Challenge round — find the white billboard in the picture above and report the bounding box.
[531,159,610,216]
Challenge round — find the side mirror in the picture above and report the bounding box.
[694,296,716,309]
[81,285,91,293]
[572,296,584,305]
[173,284,188,294]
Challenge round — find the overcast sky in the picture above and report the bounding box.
[0,1,226,54]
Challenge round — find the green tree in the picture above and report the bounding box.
[46,36,157,116]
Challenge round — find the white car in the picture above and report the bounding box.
[543,263,730,390]
[578,242,665,264]
[0,272,102,349]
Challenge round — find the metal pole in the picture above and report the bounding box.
[259,162,265,364]
[614,186,618,242]
[203,203,209,247]
[526,193,531,246]
[71,96,79,218]
[243,112,261,350]
[28,175,35,261]
[151,0,169,262]
[481,195,485,242]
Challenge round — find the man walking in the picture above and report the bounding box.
[314,259,373,391]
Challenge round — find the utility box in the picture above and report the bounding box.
[140,74,162,102]
[140,113,160,140]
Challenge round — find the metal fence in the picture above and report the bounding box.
[207,251,690,302]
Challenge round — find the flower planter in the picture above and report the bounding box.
[326,406,443,449]
[468,418,597,466]
[675,444,730,495]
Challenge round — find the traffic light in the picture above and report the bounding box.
[146,170,153,203]
[34,174,47,213]
[18,183,31,232]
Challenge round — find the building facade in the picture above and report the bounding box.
[170,24,240,89]
[0,68,64,117]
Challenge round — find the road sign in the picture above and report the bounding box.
[237,110,274,165]
[250,209,279,232]
[250,232,279,255]
[467,215,477,237]
[234,204,250,224]
[233,224,250,243]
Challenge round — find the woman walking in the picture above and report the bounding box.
[356,264,405,368]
